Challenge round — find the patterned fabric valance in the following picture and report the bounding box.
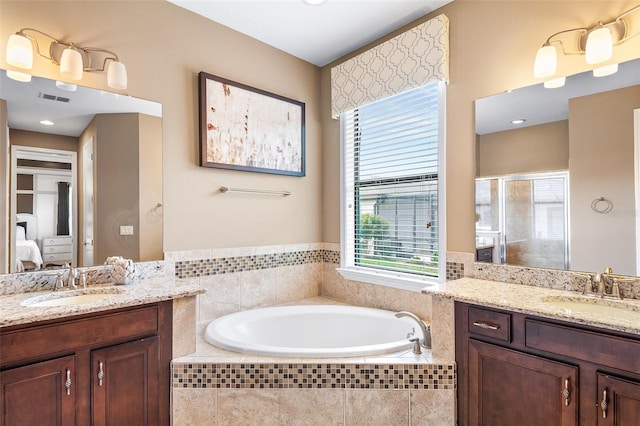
[331,14,449,118]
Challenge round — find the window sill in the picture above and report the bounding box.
[336,267,440,292]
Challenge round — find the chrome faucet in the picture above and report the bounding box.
[395,311,431,349]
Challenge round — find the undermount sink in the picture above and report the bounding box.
[541,296,640,321]
[21,288,124,308]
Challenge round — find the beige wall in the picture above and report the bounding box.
[9,129,78,153]
[569,85,640,274]
[3,1,639,259]
[139,114,163,261]
[95,114,140,263]
[321,0,640,254]
[1,0,322,253]
[477,120,569,177]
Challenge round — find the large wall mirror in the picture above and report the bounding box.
[1,70,163,274]
[475,58,640,276]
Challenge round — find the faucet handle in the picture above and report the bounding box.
[54,273,64,292]
[409,337,422,355]
[582,273,601,296]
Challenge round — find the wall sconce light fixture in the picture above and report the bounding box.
[5,28,127,90]
[533,4,639,86]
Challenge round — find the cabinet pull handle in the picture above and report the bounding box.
[472,321,500,330]
[65,368,72,396]
[563,378,571,406]
[98,361,104,387]
[601,388,608,419]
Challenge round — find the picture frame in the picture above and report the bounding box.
[198,71,305,176]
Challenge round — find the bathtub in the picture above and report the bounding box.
[204,304,420,357]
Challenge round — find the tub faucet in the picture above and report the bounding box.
[395,311,431,348]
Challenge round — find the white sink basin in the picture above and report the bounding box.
[21,288,124,308]
[541,296,640,322]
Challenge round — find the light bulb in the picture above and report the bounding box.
[60,47,83,80]
[107,60,127,90]
[593,63,618,77]
[6,33,33,69]
[533,45,557,78]
[544,76,566,89]
[6,70,32,82]
[585,27,613,65]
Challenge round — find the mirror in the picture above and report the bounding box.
[475,58,640,275]
[1,70,163,274]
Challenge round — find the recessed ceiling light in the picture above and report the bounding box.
[303,0,327,5]
[40,120,54,126]
[511,119,526,125]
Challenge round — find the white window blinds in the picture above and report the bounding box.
[342,82,444,283]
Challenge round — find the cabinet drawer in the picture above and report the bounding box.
[525,319,640,373]
[42,245,72,254]
[468,306,511,342]
[0,305,160,367]
[42,236,72,246]
[43,253,72,262]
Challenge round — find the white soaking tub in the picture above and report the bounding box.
[204,304,420,357]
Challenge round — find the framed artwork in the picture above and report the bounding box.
[198,72,305,176]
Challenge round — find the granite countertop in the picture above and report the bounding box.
[422,277,640,336]
[0,277,205,328]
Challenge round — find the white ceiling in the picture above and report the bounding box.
[167,0,453,67]
[0,71,162,137]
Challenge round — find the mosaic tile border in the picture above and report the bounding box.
[175,250,335,278]
[446,262,464,281]
[175,249,463,281]
[172,362,456,390]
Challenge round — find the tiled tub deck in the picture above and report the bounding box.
[171,299,457,425]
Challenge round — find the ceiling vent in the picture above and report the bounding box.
[39,92,70,103]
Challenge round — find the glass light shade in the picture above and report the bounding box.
[56,80,78,91]
[544,76,566,89]
[60,48,83,80]
[6,70,32,82]
[6,34,33,69]
[593,63,618,77]
[107,61,127,90]
[585,27,613,64]
[533,45,557,78]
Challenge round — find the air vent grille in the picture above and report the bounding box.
[39,93,70,103]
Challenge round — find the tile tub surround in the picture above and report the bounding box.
[172,297,456,425]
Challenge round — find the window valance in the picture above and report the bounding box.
[330,14,449,118]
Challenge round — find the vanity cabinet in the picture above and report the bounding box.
[0,301,172,425]
[456,302,640,425]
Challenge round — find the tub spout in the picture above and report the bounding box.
[395,311,431,349]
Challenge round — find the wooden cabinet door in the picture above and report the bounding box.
[597,373,640,425]
[91,337,159,426]
[468,339,578,426]
[0,355,76,426]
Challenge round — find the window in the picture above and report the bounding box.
[339,82,446,290]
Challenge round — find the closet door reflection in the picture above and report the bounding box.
[504,174,568,270]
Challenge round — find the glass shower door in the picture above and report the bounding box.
[504,174,568,269]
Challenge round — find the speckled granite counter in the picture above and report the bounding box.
[421,277,640,336]
[0,277,205,328]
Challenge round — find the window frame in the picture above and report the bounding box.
[338,81,447,291]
